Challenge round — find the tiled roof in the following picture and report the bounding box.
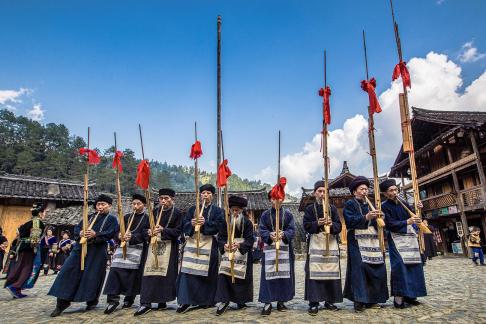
[412,107,486,127]
[0,173,97,202]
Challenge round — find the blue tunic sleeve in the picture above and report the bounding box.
[162,208,183,241]
[303,204,321,234]
[330,205,342,235]
[238,219,255,255]
[183,206,196,237]
[259,211,273,245]
[343,200,368,230]
[282,210,295,244]
[93,215,119,245]
[201,206,223,236]
[383,201,408,234]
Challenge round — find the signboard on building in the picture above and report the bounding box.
[456,222,464,237]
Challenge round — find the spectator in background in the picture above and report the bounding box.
[0,227,8,272]
[422,220,437,261]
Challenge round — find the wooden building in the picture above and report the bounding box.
[0,173,96,247]
[389,107,486,255]
[298,161,385,244]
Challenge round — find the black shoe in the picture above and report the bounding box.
[261,303,272,316]
[122,301,134,309]
[354,302,365,313]
[276,302,287,312]
[324,302,338,311]
[308,305,318,316]
[237,303,247,310]
[50,307,64,317]
[86,304,97,311]
[216,302,229,316]
[365,303,382,309]
[157,302,167,310]
[404,297,421,306]
[104,302,119,314]
[176,304,190,314]
[134,306,152,316]
[394,301,407,309]
[473,260,479,265]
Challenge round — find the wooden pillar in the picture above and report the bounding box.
[447,147,470,257]
[470,131,486,200]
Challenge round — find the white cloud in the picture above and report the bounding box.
[27,103,45,122]
[458,41,486,63]
[0,88,30,105]
[256,51,486,196]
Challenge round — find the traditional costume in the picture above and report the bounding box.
[4,202,47,298]
[176,184,224,312]
[258,193,296,316]
[343,176,388,311]
[55,232,73,272]
[48,194,119,317]
[214,196,255,315]
[103,193,150,314]
[304,180,343,315]
[380,179,426,307]
[40,229,58,275]
[135,188,183,316]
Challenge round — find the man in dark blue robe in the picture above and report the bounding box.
[380,179,427,308]
[176,184,224,313]
[48,194,119,317]
[258,192,296,316]
[103,193,149,314]
[303,180,343,315]
[214,195,255,316]
[135,188,183,316]
[343,176,388,312]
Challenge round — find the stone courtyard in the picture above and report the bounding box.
[0,256,485,323]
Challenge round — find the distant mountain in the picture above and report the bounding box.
[0,109,269,194]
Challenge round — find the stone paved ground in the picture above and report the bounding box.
[1,256,486,323]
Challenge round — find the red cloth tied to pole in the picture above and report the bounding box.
[112,150,124,173]
[392,60,411,89]
[270,177,287,201]
[360,77,382,114]
[190,140,203,159]
[318,86,331,124]
[78,148,101,165]
[216,159,232,188]
[135,159,150,190]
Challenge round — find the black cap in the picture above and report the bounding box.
[314,180,325,191]
[95,194,113,205]
[31,202,47,216]
[228,195,248,208]
[158,188,175,197]
[132,193,147,204]
[379,178,397,193]
[199,184,216,194]
[348,176,370,193]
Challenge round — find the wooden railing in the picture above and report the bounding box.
[421,192,457,211]
[460,186,485,211]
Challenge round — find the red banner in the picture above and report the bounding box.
[78,148,101,165]
[392,61,411,89]
[361,78,382,114]
[216,159,232,188]
[270,177,287,201]
[135,159,150,190]
[318,86,331,124]
[190,140,203,160]
[112,150,124,173]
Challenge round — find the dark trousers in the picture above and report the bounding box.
[107,294,134,304]
[472,247,484,264]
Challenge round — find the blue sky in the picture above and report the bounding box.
[1,0,486,191]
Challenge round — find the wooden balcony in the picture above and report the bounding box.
[460,186,485,211]
[422,192,457,211]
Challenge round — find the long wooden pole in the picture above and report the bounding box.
[389,0,425,253]
[80,127,90,270]
[362,30,385,253]
[194,122,202,256]
[216,15,223,208]
[114,133,127,258]
[322,51,331,256]
[139,124,158,267]
[275,131,281,272]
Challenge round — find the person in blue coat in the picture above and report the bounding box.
[343,176,388,312]
[176,184,224,313]
[48,194,119,317]
[380,179,426,308]
[258,192,296,316]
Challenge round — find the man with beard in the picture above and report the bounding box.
[214,195,255,316]
[134,188,183,316]
[48,194,119,317]
[103,193,150,314]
